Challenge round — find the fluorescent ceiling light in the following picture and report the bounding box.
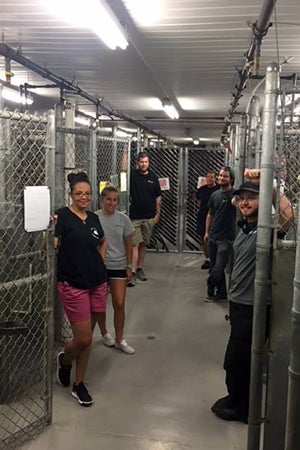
[124,0,162,26]
[98,114,112,120]
[75,116,91,126]
[115,129,131,138]
[177,97,199,111]
[1,85,33,105]
[193,139,200,145]
[162,99,179,120]
[95,126,113,133]
[198,138,220,143]
[44,0,128,50]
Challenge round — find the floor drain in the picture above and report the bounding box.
[147,334,156,340]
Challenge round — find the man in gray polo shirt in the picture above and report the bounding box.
[211,181,261,423]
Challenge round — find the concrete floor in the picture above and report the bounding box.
[22,252,247,450]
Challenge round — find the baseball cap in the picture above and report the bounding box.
[235,181,259,195]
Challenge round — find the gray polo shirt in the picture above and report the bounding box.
[96,210,134,270]
[229,228,257,306]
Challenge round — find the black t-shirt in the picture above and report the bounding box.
[196,184,219,220]
[208,188,236,241]
[129,169,161,220]
[55,207,107,289]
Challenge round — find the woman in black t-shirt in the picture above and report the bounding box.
[55,172,107,407]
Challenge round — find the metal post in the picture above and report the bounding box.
[45,110,56,212]
[177,147,186,253]
[112,127,117,175]
[247,62,280,450]
[230,123,241,171]
[224,144,230,166]
[126,138,131,213]
[64,92,76,204]
[235,115,247,188]
[54,104,65,210]
[247,96,261,169]
[230,124,237,168]
[89,129,98,212]
[144,135,149,148]
[137,127,141,154]
[285,202,300,450]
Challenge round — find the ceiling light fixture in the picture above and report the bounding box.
[0,81,33,105]
[44,0,128,50]
[162,98,179,120]
[75,116,91,127]
[115,129,131,138]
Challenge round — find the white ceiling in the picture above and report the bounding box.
[0,0,300,143]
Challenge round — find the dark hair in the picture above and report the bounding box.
[67,172,90,191]
[220,166,235,185]
[100,185,119,198]
[206,170,215,176]
[137,151,149,161]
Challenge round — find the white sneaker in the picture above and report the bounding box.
[102,333,115,347]
[115,339,135,354]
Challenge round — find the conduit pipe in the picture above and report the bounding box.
[0,43,165,140]
[222,0,277,141]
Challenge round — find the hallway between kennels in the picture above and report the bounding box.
[23,253,246,450]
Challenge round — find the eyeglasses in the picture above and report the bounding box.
[73,191,91,198]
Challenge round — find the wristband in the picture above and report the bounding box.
[127,264,134,270]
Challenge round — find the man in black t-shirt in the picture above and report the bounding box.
[128,151,162,286]
[204,167,236,301]
[195,171,219,269]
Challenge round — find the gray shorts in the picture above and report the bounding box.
[131,218,155,246]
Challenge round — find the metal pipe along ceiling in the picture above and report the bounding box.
[0,43,165,140]
[222,0,278,142]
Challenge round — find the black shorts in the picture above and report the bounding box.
[106,269,127,280]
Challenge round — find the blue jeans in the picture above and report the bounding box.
[207,238,232,297]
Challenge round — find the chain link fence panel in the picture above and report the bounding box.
[96,136,130,213]
[186,148,225,251]
[275,91,300,242]
[145,147,180,251]
[0,110,54,449]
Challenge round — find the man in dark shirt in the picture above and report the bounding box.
[204,166,236,301]
[128,151,162,286]
[195,170,219,269]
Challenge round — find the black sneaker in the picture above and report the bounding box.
[204,294,227,303]
[211,395,232,413]
[136,268,147,281]
[207,286,215,297]
[71,382,93,407]
[201,260,211,270]
[212,405,248,424]
[127,273,136,287]
[57,352,72,387]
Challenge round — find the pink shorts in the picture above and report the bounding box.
[57,281,108,324]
